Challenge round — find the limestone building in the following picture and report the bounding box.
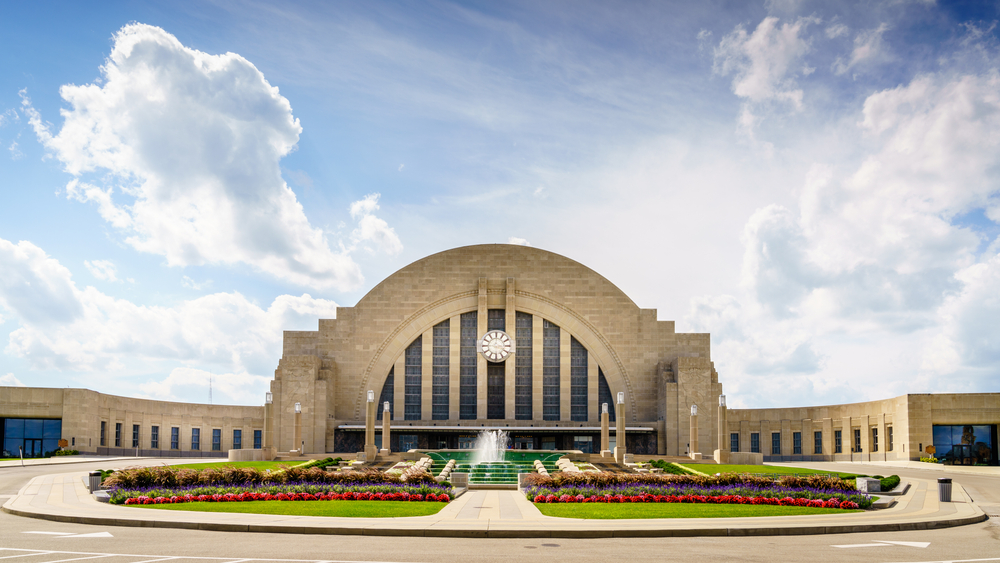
[1,244,998,465]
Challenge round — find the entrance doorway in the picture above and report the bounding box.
[23,439,42,457]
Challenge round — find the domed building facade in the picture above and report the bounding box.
[269,244,722,457]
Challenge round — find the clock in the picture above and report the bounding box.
[479,330,515,362]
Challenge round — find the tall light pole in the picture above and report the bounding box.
[614,392,626,464]
[689,404,699,460]
[600,402,610,457]
[293,402,302,456]
[381,401,391,455]
[364,390,378,461]
[717,395,728,464]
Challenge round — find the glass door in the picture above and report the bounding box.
[25,439,43,457]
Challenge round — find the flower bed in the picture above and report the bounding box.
[522,472,870,509]
[110,480,453,505]
[105,465,453,506]
[122,490,450,505]
[529,493,858,509]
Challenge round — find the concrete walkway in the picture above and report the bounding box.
[1,470,988,538]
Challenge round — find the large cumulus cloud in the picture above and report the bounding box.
[27,24,400,291]
[0,237,338,403]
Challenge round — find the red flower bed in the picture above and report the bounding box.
[531,493,859,510]
[124,490,450,506]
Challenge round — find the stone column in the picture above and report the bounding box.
[381,401,391,455]
[293,402,302,455]
[364,390,378,461]
[614,393,626,464]
[600,403,610,457]
[715,395,729,464]
[689,404,699,460]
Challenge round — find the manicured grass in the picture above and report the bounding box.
[680,464,857,478]
[163,461,290,471]
[535,503,860,519]
[137,499,446,518]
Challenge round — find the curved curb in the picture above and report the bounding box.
[2,503,988,538]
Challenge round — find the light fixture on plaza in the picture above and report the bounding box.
[602,403,608,414]
[367,390,375,402]
[719,395,726,407]
[691,404,697,416]
[265,392,272,404]
[617,392,624,405]
[294,402,301,414]
[383,401,390,411]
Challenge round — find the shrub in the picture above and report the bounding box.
[879,475,901,491]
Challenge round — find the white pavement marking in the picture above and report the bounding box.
[0,554,55,560]
[833,540,930,549]
[56,533,113,539]
[22,533,73,536]
[876,540,930,548]
[42,556,110,563]
[128,559,178,563]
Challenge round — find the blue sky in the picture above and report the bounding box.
[1,0,998,408]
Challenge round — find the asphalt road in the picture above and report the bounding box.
[1,460,998,563]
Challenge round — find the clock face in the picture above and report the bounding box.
[479,330,514,362]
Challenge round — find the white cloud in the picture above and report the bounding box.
[507,237,531,246]
[925,254,1000,375]
[714,16,818,111]
[181,276,212,291]
[0,373,26,387]
[140,367,271,405]
[84,259,119,282]
[833,24,890,75]
[0,108,19,127]
[687,70,1000,407]
[26,24,403,291]
[825,24,849,39]
[349,193,403,255]
[0,237,338,388]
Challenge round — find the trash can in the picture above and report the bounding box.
[88,471,102,492]
[937,477,952,502]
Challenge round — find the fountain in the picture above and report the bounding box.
[425,429,563,488]
[471,429,510,465]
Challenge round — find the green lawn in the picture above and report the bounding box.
[136,499,446,518]
[162,461,291,471]
[680,464,858,478]
[535,503,860,519]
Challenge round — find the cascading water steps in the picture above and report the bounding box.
[424,429,563,486]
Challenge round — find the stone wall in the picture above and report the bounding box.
[0,386,264,456]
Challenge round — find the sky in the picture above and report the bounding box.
[0,0,998,410]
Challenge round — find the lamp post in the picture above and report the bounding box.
[614,392,626,464]
[380,400,391,455]
[364,390,378,461]
[262,392,274,460]
[600,402,610,457]
[689,404,699,460]
[716,395,728,464]
[293,401,302,456]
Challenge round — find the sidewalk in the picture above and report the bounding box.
[0,456,194,469]
[1,470,988,538]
